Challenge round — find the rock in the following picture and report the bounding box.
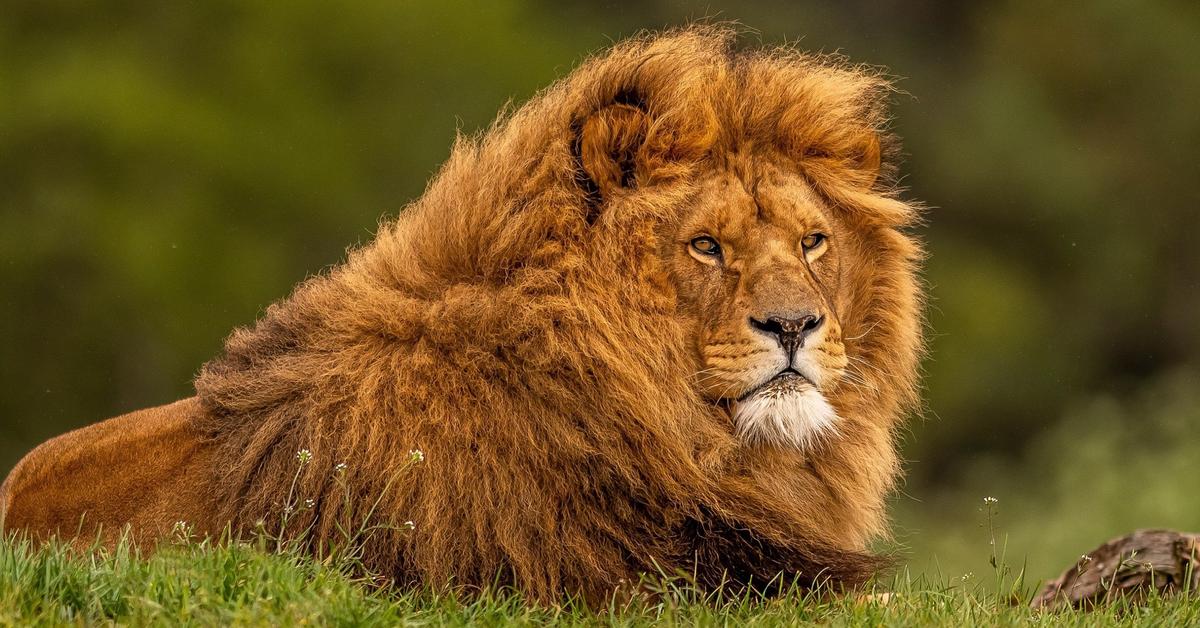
[1032,529,1200,610]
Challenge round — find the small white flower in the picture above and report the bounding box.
[1081,554,1092,563]
[408,450,425,464]
[983,496,998,504]
[404,520,416,531]
[296,449,313,465]
[172,520,193,542]
[304,498,315,509]
[334,462,348,474]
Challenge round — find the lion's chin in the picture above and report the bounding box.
[732,373,838,450]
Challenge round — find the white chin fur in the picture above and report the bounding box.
[733,383,839,450]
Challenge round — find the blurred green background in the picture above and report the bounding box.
[2,0,1197,585]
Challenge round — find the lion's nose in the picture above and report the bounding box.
[749,313,824,355]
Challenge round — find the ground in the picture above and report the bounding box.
[1,535,1197,626]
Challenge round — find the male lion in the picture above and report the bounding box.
[1,26,923,602]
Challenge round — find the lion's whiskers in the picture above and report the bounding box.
[847,353,885,375]
[844,321,879,342]
[839,367,878,393]
[839,355,886,394]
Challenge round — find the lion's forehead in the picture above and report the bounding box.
[691,168,831,259]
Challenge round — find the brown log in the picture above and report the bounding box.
[1032,529,1200,610]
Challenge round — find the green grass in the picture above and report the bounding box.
[1,535,1198,626]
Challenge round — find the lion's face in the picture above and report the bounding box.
[667,160,852,450]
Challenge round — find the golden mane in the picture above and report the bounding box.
[191,25,924,602]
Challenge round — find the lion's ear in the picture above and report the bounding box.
[812,130,882,190]
[857,131,882,188]
[572,100,650,216]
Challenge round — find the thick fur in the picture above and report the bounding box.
[1,26,924,603]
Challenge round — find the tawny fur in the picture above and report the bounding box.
[1,26,924,603]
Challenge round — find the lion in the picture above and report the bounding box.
[0,26,924,603]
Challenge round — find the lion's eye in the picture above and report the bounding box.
[801,233,827,251]
[690,236,722,257]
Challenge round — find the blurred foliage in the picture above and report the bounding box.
[1,0,1197,581]
[897,367,1200,582]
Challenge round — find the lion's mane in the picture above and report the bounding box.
[194,26,924,602]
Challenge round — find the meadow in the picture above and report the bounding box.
[1,530,1197,626]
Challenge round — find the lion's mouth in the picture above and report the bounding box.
[737,368,812,402]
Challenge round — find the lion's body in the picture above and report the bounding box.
[1,27,923,603]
